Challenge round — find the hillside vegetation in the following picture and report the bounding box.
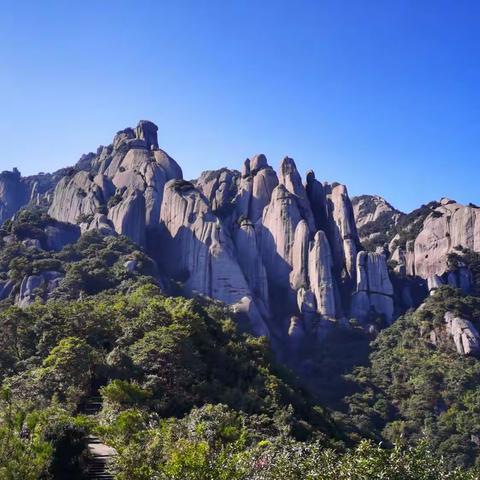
[0,211,479,478]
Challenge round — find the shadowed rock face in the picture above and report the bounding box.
[325,183,360,285]
[0,169,30,224]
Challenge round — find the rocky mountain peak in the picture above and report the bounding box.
[250,153,268,172]
[3,120,479,346]
[135,120,159,150]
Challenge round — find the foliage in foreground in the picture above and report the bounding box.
[1,281,478,478]
[97,403,477,480]
[1,214,480,477]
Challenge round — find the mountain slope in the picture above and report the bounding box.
[1,120,480,475]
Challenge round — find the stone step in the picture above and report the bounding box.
[83,397,115,479]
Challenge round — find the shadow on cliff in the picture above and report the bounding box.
[146,224,210,292]
[291,326,372,411]
[147,217,371,412]
[254,223,304,337]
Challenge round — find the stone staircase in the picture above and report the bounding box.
[86,435,116,480]
[83,396,103,416]
[82,395,116,480]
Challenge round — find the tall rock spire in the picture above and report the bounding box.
[278,156,315,232]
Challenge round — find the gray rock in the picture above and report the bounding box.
[233,218,270,316]
[196,169,240,217]
[351,251,394,323]
[259,184,302,287]
[159,180,256,310]
[369,293,394,323]
[350,291,371,321]
[249,160,278,223]
[17,271,64,307]
[308,230,336,318]
[3,234,16,245]
[305,170,328,232]
[278,157,315,231]
[297,287,317,330]
[85,213,116,236]
[446,267,474,294]
[414,202,480,278]
[405,240,416,276]
[356,251,393,296]
[297,287,317,315]
[352,194,401,231]
[288,315,305,350]
[241,159,250,177]
[232,296,270,337]
[124,260,137,272]
[0,280,15,301]
[153,149,183,181]
[135,120,159,150]
[22,238,42,249]
[49,171,106,224]
[108,188,146,246]
[0,169,31,225]
[49,120,182,243]
[445,312,480,356]
[289,220,310,291]
[113,128,135,150]
[427,274,444,293]
[18,274,44,307]
[250,154,268,172]
[325,183,360,283]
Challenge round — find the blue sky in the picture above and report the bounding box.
[0,0,479,212]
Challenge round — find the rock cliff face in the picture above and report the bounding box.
[350,195,480,317]
[308,231,336,318]
[0,169,31,224]
[7,119,479,346]
[351,251,394,324]
[412,199,480,278]
[17,271,64,308]
[325,183,360,285]
[48,120,183,247]
[43,123,383,339]
[352,195,401,231]
[0,158,96,226]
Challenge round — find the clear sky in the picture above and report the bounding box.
[1,0,479,212]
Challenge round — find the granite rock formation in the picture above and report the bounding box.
[444,312,480,356]
[49,120,183,247]
[9,119,480,345]
[351,251,394,323]
[0,169,31,224]
[413,200,480,278]
[352,194,402,231]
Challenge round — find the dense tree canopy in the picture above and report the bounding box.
[1,212,479,478]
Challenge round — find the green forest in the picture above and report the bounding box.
[1,210,480,479]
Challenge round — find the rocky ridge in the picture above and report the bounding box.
[0,121,394,345]
[2,120,479,351]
